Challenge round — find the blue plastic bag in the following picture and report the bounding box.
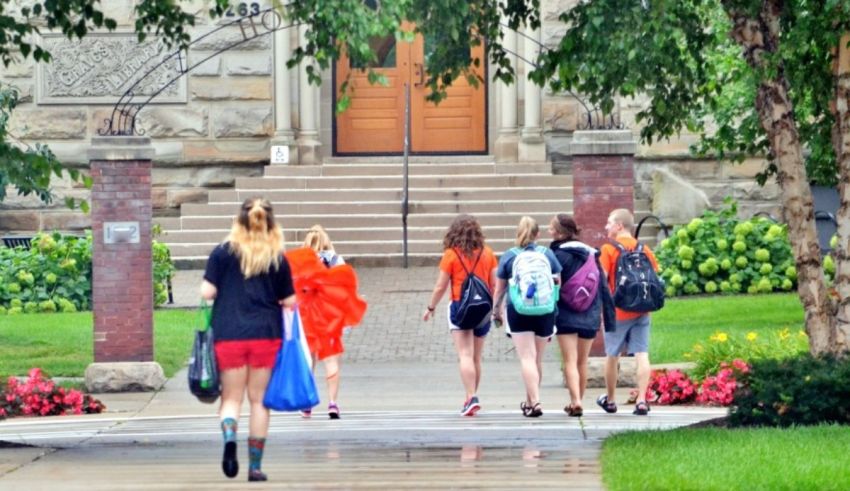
[263,307,320,411]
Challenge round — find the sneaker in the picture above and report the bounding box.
[328,402,341,420]
[248,469,267,482]
[633,401,650,416]
[461,396,481,416]
[222,441,238,478]
[596,394,618,414]
[300,408,312,419]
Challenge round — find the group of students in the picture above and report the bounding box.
[199,199,349,482]
[197,198,658,482]
[424,209,658,419]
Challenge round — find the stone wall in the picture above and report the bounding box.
[0,0,283,231]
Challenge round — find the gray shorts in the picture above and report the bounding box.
[603,314,650,357]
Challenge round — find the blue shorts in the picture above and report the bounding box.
[603,314,650,356]
[504,303,555,338]
[448,302,491,338]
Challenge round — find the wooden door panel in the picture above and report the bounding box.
[334,25,486,154]
[335,36,408,154]
[410,38,486,153]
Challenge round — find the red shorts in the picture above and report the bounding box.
[214,339,282,371]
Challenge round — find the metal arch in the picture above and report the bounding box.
[99,7,298,136]
[635,214,669,240]
[496,22,625,131]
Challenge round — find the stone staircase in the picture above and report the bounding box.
[158,156,654,268]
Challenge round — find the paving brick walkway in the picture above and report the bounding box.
[170,266,538,363]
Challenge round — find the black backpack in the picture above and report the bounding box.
[450,249,494,329]
[611,241,665,313]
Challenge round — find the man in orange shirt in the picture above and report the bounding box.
[597,209,659,416]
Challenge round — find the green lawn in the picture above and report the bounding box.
[0,310,198,378]
[602,425,850,491]
[651,293,805,363]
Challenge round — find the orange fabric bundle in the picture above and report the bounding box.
[284,247,367,360]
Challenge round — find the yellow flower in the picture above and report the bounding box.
[716,332,728,343]
[746,332,758,342]
[779,328,790,340]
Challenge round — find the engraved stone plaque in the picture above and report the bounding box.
[37,33,188,105]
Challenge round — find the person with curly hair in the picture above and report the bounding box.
[201,198,296,482]
[423,214,498,416]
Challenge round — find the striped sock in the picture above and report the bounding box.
[248,437,266,472]
[220,417,237,444]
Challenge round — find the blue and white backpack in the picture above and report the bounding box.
[508,246,558,316]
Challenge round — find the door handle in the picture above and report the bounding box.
[414,63,426,87]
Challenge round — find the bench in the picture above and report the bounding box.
[1,236,33,249]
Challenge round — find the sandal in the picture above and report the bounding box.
[633,401,650,416]
[328,402,341,420]
[564,404,583,417]
[596,394,618,414]
[522,402,543,418]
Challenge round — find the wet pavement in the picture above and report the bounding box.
[0,268,725,489]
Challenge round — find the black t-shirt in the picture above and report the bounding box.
[203,243,295,341]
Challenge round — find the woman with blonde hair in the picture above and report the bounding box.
[302,224,346,419]
[492,216,562,417]
[423,214,498,416]
[201,198,296,482]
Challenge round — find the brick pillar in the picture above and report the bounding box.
[85,137,164,392]
[571,130,637,357]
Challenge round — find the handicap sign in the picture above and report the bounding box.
[271,145,289,164]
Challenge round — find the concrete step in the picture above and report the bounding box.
[322,155,496,165]
[162,225,530,244]
[179,199,573,217]
[234,174,573,190]
[263,162,552,177]
[208,186,572,203]
[176,211,572,230]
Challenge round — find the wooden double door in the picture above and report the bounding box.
[335,27,486,155]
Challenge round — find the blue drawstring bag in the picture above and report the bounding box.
[263,307,320,411]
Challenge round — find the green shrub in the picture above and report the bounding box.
[685,328,808,381]
[0,231,174,312]
[729,354,850,427]
[656,198,813,297]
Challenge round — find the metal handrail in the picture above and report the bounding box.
[402,83,411,268]
[635,214,669,240]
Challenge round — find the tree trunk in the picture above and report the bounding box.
[831,34,850,354]
[726,0,840,355]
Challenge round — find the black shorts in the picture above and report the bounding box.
[505,303,555,338]
[556,325,597,340]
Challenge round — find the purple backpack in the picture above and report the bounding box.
[560,252,600,312]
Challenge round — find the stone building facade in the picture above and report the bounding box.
[0,0,782,233]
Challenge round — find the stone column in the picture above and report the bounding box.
[297,24,321,165]
[272,24,298,164]
[519,24,545,163]
[85,136,165,393]
[571,130,637,357]
[495,22,518,163]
